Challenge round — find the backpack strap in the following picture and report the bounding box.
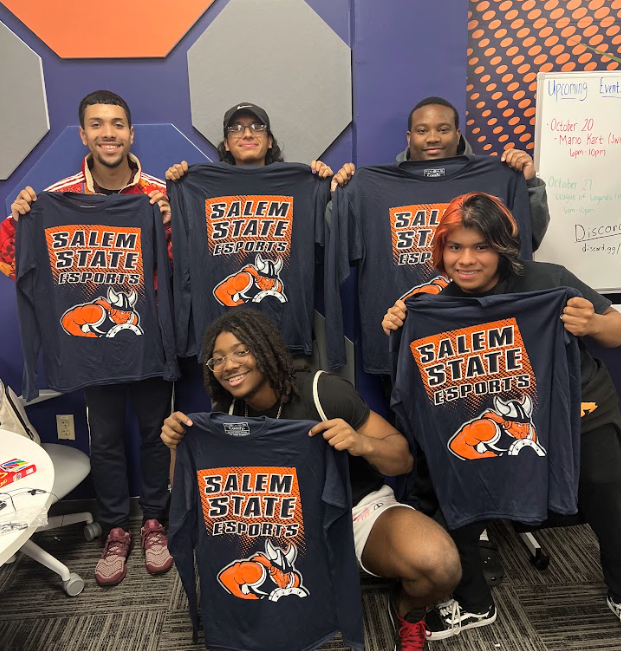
[312,370,328,422]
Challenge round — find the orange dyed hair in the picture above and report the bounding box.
[432,192,522,277]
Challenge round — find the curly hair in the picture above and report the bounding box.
[201,309,298,411]
[216,135,284,165]
[432,192,524,279]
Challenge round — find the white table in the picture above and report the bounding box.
[0,429,55,566]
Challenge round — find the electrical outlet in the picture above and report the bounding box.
[56,414,75,440]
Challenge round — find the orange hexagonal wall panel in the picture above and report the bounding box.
[2,0,216,58]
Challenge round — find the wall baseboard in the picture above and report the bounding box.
[49,496,145,520]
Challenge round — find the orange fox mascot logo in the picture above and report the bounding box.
[213,254,287,307]
[61,288,143,338]
[218,540,308,601]
[400,275,449,301]
[448,395,546,460]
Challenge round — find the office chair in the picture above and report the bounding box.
[15,443,95,596]
[514,513,585,571]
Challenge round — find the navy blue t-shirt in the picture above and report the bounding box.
[169,412,364,651]
[168,163,330,360]
[15,192,179,400]
[326,156,533,374]
[391,288,581,529]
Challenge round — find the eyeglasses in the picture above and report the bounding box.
[226,123,268,136]
[206,348,251,372]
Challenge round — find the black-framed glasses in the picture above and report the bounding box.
[206,348,251,372]
[226,123,268,136]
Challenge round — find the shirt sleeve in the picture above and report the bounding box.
[314,177,331,248]
[14,215,41,400]
[0,215,17,280]
[168,440,200,643]
[526,176,550,252]
[316,373,370,430]
[324,185,363,369]
[152,203,180,381]
[559,266,612,314]
[167,179,193,357]
[321,441,365,651]
[164,221,173,266]
[507,171,534,260]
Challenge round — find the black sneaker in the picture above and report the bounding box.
[387,588,430,650]
[607,594,621,622]
[426,598,497,640]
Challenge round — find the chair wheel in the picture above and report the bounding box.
[530,552,550,571]
[84,522,102,541]
[63,573,85,596]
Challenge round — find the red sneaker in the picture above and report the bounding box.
[388,588,430,650]
[95,528,132,587]
[394,614,430,650]
[141,519,174,575]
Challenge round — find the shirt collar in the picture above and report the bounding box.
[82,153,141,193]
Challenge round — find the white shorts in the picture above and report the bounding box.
[352,484,416,576]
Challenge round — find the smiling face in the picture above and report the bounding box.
[210,331,277,408]
[442,226,500,294]
[224,111,273,166]
[79,103,134,170]
[407,104,461,161]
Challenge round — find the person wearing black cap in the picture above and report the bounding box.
[218,102,283,167]
[166,102,333,179]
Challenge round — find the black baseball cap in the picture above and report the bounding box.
[223,103,270,132]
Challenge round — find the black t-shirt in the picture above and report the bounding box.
[441,260,619,433]
[226,371,384,506]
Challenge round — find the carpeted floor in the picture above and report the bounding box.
[0,519,619,650]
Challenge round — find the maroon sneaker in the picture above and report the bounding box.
[95,528,132,587]
[141,519,174,575]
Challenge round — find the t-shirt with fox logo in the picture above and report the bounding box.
[169,412,364,651]
[325,156,533,374]
[14,192,179,400]
[391,288,582,529]
[167,163,331,361]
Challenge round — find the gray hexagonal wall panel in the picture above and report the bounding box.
[0,21,49,180]
[188,0,351,164]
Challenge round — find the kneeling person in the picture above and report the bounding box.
[162,309,461,650]
[383,192,621,638]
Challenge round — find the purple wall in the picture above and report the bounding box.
[0,0,468,498]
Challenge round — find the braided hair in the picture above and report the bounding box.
[202,309,299,411]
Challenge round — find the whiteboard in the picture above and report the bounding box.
[534,71,621,292]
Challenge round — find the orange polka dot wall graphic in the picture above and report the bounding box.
[467,0,621,154]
